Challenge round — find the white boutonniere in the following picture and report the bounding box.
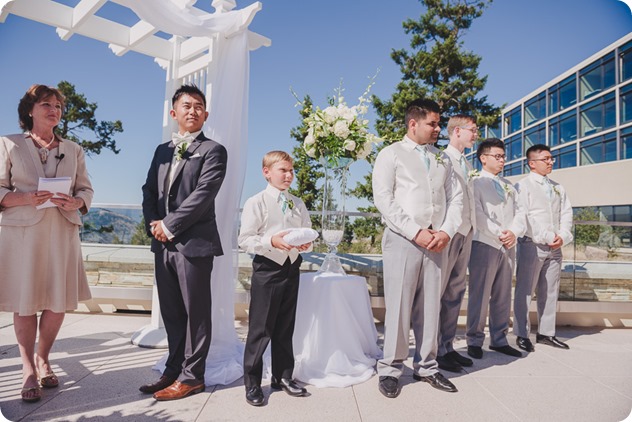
[467,169,480,181]
[434,152,446,165]
[287,199,295,210]
[175,142,189,161]
[503,183,515,197]
[552,185,561,196]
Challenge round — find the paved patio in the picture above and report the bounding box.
[1,311,631,422]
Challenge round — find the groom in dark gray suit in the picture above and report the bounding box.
[140,84,227,401]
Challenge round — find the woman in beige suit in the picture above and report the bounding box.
[0,84,93,402]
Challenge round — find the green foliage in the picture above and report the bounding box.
[131,218,152,246]
[573,207,602,247]
[289,95,324,230]
[57,81,123,156]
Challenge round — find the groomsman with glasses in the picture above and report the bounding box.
[513,144,573,352]
[466,138,526,360]
[436,115,478,373]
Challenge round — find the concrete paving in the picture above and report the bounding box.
[1,311,631,422]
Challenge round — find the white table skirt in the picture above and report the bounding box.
[292,272,382,388]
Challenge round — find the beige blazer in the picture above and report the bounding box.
[0,133,93,226]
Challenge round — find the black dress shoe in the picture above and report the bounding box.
[245,385,265,406]
[536,334,570,349]
[270,377,307,397]
[445,351,473,367]
[378,376,401,398]
[139,375,176,394]
[413,372,458,393]
[436,355,462,372]
[467,346,483,359]
[516,336,535,352]
[490,345,522,357]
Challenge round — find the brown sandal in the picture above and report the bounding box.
[21,386,42,403]
[39,371,59,388]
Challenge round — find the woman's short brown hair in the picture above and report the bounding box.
[18,84,65,131]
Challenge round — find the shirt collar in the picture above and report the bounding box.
[444,144,463,159]
[528,171,548,184]
[265,183,288,200]
[480,169,499,179]
[402,135,433,151]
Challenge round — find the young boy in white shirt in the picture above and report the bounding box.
[239,150,313,406]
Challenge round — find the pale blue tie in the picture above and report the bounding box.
[493,177,505,201]
[415,145,431,170]
[459,155,469,179]
[279,192,289,214]
[543,177,553,198]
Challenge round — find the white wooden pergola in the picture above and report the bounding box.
[0,0,269,376]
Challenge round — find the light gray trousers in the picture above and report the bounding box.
[513,237,562,338]
[377,228,444,378]
[438,230,473,356]
[466,241,514,348]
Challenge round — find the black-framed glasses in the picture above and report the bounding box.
[482,153,506,160]
[530,157,556,163]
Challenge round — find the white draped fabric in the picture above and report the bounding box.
[293,273,382,388]
[128,1,253,386]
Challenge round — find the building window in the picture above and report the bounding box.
[505,133,522,161]
[486,120,501,139]
[579,52,615,101]
[524,123,546,154]
[549,110,577,146]
[580,132,617,165]
[525,92,546,127]
[552,144,577,169]
[549,75,576,115]
[504,106,521,136]
[580,92,616,137]
[620,39,632,83]
[503,160,523,177]
[621,126,632,159]
[621,83,632,124]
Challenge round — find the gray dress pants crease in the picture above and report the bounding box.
[438,229,473,356]
[377,228,444,378]
[513,237,562,338]
[466,241,514,348]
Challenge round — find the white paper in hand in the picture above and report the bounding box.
[37,177,71,209]
[282,228,319,246]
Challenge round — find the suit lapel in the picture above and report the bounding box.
[23,134,46,179]
[55,139,66,177]
[158,142,175,198]
[170,134,204,188]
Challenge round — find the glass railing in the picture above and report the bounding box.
[80,205,632,303]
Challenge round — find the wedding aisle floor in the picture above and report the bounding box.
[0,311,630,422]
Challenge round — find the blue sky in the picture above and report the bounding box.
[0,0,630,208]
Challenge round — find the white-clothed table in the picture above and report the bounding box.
[292,272,382,388]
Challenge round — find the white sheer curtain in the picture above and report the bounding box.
[126,1,254,386]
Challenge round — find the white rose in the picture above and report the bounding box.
[304,133,316,146]
[323,106,338,123]
[334,121,350,139]
[357,140,373,159]
[304,144,317,158]
[343,139,356,151]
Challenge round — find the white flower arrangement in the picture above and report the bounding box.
[467,169,480,181]
[434,152,445,165]
[295,78,381,167]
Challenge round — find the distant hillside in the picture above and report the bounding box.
[81,208,139,244]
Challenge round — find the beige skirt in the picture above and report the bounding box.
[0,207,91,316]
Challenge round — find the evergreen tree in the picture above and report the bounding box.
[131,218,152,246]
[351,0,501,251]
[289,95,324,230]
[57,80,123,156]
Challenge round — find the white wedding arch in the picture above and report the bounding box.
[0,0,270,386]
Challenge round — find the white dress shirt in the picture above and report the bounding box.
[238,184,312,266]
[372,136,463,240]
[444,144,476,236]
[515,172,573,245]
[472,170,526,250]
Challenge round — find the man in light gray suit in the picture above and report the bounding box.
[373,99,463,397]
[466,138,525,360]
[437,115,478,372]
[141,84,227,401]
[513,144,573,352]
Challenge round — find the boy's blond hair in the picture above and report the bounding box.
[262,150,293,169]
[447,114,476,137]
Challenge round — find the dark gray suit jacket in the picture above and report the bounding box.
[141,132,227,258]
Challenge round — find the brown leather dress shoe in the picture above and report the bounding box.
[139,375,176,394]
[153,380,205,401]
